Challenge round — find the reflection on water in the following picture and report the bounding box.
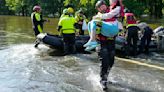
[0,16,164,92]
[0,44,164,92]
[0,16,59,47]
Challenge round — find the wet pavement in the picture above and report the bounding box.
[0,16,164,92]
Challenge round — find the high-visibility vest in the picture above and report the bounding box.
[31,12,43,33]
[124,13,137,28]
[126,24,137,28]
[58,16,76,34]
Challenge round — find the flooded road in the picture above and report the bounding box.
[0,16,164,92]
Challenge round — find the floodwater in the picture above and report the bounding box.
[0,16,164,92]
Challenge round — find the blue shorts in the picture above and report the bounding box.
[88,20,119,37]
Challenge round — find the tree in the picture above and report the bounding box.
[0,0,10,15]
[123,0,164,18]
[1,0,163,18]
[5,0,26,16]
[123,0,145,17]
[63,0,97,17]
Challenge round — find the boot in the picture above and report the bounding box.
[100,74,108,90]
[100,79,108,90]
[34,39,40,48]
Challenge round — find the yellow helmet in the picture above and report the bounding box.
[67,7,74,14]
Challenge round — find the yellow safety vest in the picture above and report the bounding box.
[58,16,76,34]
[31,12,43,33]
[126,24,137,28]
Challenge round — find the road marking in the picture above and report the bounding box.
[115,57,164,71]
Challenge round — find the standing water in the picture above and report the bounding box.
[0,16,164,92]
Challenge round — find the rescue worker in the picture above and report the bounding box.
[60,9,68,19]
[31,5,49,47]
[31,5,47,36]
[57,7,77,55]
[75,9,87,35]
[138,22,153,54]
[85,0,124,90]
[124,13,140,56]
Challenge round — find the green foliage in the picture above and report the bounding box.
[0,0,10,15]
[123,0,145,16]
[0,0,163,18]
[123,0,164,18]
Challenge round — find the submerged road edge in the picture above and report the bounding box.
[115,57,164,71]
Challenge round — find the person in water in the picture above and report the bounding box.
[31,5,49,47]
[84,0,123,90]
[57,7,77,55]
[31,5,48,36]
[137,22,153,54]
[75,9,87,35]
[84,0,123,51]
[123,12,140,56]
[60,8,68,19]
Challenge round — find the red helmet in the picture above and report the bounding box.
[33,5,41,11]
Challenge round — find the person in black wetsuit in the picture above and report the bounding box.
[138,23,153,54]
[93,0,124,90]
[31,5,48,47]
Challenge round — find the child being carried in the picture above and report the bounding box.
[84,19,119,51]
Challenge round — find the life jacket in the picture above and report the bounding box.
[105,0,124,22]
[31,12,43,27]
[31,12,43,33]
[97,2,123,41]
[104,8,116,22]
[124,13,137,28]
[58,15,76,34]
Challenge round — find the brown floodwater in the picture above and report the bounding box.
[0,16,163,92]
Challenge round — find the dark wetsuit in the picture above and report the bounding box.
[97,6,120,83]
[58,15,77,55]
[31,12,45,36]
[97,36,115,81]
[127,26,140,56]
[139,26,153,54]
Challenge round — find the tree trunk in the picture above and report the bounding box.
[22,6,25,16]
[154,0,163,18]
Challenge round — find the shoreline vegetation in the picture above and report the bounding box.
[0,15,163,30]
[0,0,164,18]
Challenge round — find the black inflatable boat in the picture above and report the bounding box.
[35,33,89,52]
[35,33,158,53]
